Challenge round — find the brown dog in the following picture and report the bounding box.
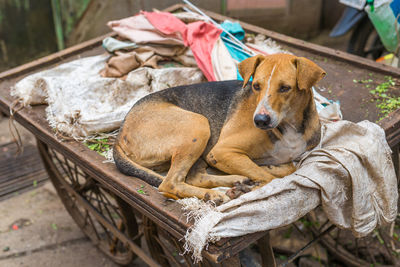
[113,54,326,203]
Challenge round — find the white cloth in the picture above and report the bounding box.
[11,55,205,138]
[211,38,237,81]
[178,120,398,262]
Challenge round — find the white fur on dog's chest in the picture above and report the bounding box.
[258,128,307,165]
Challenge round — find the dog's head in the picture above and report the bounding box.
[239,54,326,130]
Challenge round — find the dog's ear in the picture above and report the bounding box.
[239,55,265,88]
[293,57,326,90]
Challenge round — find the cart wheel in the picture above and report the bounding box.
[306,210,400,266]
[143,216,196,267]
[37,141,140,266]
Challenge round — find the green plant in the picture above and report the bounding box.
[369,76,400,120]
[84,138,111,157]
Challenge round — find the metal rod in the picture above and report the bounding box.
[281,224,336,266]
[182,0,255,56]
[221,36,253,57]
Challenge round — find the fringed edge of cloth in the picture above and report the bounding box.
[177,197,224,262]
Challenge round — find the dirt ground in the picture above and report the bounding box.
[0,182,120,267]
[0,30,352,266]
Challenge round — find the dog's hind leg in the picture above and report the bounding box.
[155,116,229,203]
[186,159,249,188]
[118,102,229,203]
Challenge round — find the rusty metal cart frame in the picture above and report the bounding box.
[0,4,399,267]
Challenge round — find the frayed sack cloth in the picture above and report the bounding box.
[11,55,205,138]
[178,120,398,262]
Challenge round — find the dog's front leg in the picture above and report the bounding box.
[260,163,296,178]
[206,147,276,184]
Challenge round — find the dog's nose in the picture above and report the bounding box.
[254,114,271,129]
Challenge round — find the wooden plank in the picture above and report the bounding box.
[220,254,241,267]
[205,231,267,262]
[377,109,400,148]
[257,232,276,267]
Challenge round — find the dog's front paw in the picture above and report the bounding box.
[226,180,259,199]
[230,175,252,185]
[204,191,230,205]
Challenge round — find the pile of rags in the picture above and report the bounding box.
[105,11,287,81]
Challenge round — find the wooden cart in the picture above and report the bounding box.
[0,4,399,267]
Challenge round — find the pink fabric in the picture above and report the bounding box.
[142,11,187,41]
[144,11,222,81]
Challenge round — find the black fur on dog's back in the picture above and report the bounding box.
[132,80,252,152]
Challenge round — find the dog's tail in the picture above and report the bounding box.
[113,144,163,187]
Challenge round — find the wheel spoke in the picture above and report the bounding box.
[96,190,120,227]
[52,151,75,185]
[86,209,101,242]
[92,191,114,243]
[334,229,341,249]
[83,190,95,226]
[84,194,119,211]
[64,156,78,185]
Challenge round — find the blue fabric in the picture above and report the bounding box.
[220,21,245,41]
[220,21,251,80]
[390,0,400,23]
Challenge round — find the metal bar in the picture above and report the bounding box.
[281,224,336,266]
[221,36,253,57]
[182,0,255,56]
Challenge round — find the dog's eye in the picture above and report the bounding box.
[253,83,261,91]
[279,85,291,93]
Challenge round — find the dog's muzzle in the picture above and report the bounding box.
[254,113,272,130]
